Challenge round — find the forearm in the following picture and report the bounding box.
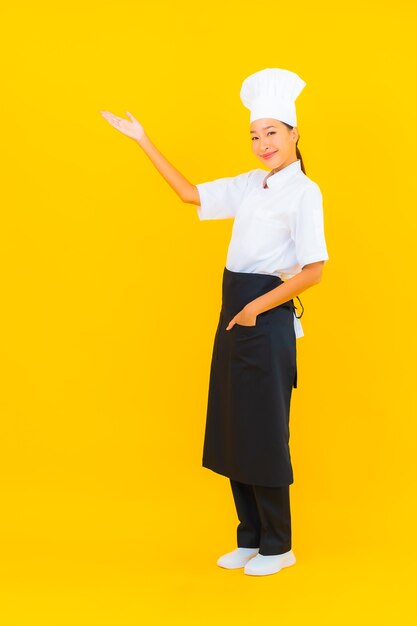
[246,264,324,317]
[136,134,196,202]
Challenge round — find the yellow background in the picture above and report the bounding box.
[1,1,416,623]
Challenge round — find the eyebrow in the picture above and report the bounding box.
[250,125,277,134]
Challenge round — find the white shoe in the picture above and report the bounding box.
[217,547,260,569]
[244,549,296,576]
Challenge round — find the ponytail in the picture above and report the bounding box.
[296,143,306,175]
[282,122,306,175]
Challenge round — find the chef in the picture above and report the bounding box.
[195,67,329,576]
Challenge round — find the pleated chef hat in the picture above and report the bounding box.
[240,67,306,127]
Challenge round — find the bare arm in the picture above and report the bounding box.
[100,110,200,205]
[226,262,326,329]
[136,134,200,204]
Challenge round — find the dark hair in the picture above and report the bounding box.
[282,122,306,174]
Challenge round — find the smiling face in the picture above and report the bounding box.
[250,118,299,171]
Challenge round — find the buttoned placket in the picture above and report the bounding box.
[262,160,305,338]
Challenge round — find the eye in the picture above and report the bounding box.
[251,131,276,141]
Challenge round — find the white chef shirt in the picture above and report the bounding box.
[195,159,329,338]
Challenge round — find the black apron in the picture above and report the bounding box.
[202,267,299,488]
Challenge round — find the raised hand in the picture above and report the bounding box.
[100,110,146,142]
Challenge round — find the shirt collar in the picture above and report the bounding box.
[262,159,301,190]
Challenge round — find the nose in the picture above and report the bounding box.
[259,141,271,152]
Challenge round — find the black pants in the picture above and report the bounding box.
[230,478,292,555]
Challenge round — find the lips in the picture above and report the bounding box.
[262,151,277,160]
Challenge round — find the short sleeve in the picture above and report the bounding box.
[290,183,329,268]
[195,170,253,220]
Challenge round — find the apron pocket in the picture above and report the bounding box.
[230,323,270,374]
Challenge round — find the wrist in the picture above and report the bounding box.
[244,301,262,317]
[136,133,149,147]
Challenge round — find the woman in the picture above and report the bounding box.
[100,67,329,577]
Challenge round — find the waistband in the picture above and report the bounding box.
[221,267,304,321]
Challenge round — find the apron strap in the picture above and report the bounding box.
[293,296,304,319]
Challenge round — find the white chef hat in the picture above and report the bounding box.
[240,67,306,127]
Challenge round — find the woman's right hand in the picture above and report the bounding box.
[100,110,146,142]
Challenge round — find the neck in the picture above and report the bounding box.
[271,157,298,174]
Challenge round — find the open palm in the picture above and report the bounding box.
[100,110,145,142]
